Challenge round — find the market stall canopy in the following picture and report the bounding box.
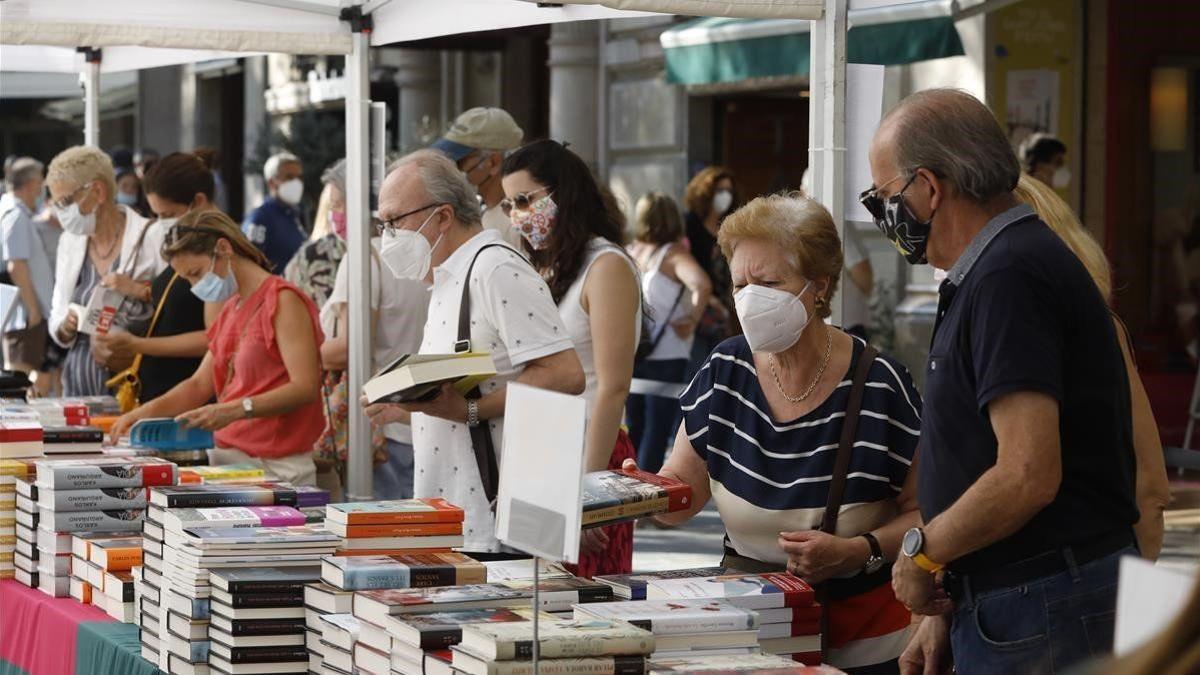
[370,0,659,45]
[0,44,256,75]
[660,0,964,85]
[545,0,822,20]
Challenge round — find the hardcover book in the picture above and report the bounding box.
[336,533,465,551]
[34,458,175,490]
[645,573,817,610]
[208,613,306,638]
[573,599,759,635]
[302,581,352,615]
[362,351,497,405]
[37,508,144,533]
[208,626,305,649]
[498,577,615,610]
[323,520,463,538]
[150,483,299,509]
[458,618,655,661]
[320,551,485,591]
[352,584,530,625]
[38,487,148,512]
[209,587,305,609]
[581,469,692,528]
[593,567,730,601]
[161,505,307,534]
[88,536,143,570]
[209,597,305,621]
[209,566,322,594]
[324,497,464,526]
[176,524,338,550]
[208,640,308,664]
[386,608,536,649]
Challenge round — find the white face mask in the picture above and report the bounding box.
[53,185,97,236]
[734,282,813,354]
[712,189,734,216]
[277,178,304,206]
[1051,167,1070,190]
[379,210,442,281]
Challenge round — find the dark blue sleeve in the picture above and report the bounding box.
[969,264,1064,412]
[678,352,717,459]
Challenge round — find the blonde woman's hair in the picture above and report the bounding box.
[634,192,685,245]
[718,192,843,319]
[162,210,273,272]
[1013,173,1112,302]
[311,183,333,242]
[47,145,117,204]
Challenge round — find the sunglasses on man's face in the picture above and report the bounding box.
[858,173,917,221]
[499,186,552,217]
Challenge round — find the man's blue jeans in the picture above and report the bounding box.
[373,440,414,500]
[947,545,1135,675]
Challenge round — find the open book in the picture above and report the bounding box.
[362,352,496,404]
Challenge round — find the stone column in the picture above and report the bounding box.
[389,49,443,154]
[548,21,600,167]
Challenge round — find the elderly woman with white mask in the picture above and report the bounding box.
[46,146,166,397]
[624,193,924,674]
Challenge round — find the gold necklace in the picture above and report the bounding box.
[768,327,833,403]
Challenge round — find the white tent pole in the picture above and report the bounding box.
[81,48,102,147]
[344,4,374,501]
[808,0,847,325]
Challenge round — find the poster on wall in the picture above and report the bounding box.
[1005,69,1061,148]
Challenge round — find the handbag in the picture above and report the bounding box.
[720,343,881,659]
[634,244,686,364]
[105,272,179,413]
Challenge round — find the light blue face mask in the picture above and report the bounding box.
[190,254,238,302]
[116,191,139,207]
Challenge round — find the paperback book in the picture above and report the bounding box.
[37,508,145,533]
[581,469,692,528]
[209,566,322,593]
[457,618,655,660]
[594,567,728,601]
[159,505,307,535]
[150,483,299,509]
[573,599,759,635]
[325,497,464,526]
[645,573,817,610]
[34,458,176,490]
[320,551,485,590]
[385,607,534,650]
[362,351,497,404]
[38,486,148,512]
[352,584,530,625]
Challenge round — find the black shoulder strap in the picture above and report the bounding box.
[456,242,527,508]
[820,342,879,535]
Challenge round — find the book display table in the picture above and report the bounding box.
[0,580,156,675]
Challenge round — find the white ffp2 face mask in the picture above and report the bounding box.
[54,185,98,237]
[712,189,734,215]
[379,211,442,281]
[1052,167,1071,190]
[734,282,813,354]
[277,178,304,206]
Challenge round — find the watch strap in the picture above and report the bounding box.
[912,551,945,573]
[862,532,883,560]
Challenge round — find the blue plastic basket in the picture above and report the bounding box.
[128,417,214,451]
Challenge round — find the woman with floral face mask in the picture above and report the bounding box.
[500,140,643,578]
[622,193,926,674]
[109,210,326,486]
[45,146,167,397]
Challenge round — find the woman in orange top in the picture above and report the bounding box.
[110,210,325,484]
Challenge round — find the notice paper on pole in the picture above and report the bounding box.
[496,383,586,564]
[844,63,885,225]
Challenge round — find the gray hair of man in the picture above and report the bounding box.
[6,157,44,191]
[880,88,1020,203]
[321,158,346,195]
[263,151,300,183]
[390,149,483,227]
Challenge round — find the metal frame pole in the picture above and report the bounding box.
[80,48,102,147]
[343,4,374,501]
[809,0,847,326]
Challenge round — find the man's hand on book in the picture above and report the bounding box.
[362,396,413,426]
[385,383,469,424]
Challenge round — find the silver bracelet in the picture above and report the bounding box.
[467,400,480,428]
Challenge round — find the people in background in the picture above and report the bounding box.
[94,152,221,404]
[801,167,874,339]
[193,146,229,214]
[285,159,347,309]
[500,139,642,577]
[432,107,525,248]
[110,210,325,485]
[134,148,160,180]
[244,151,307,274]
[115,166,151,218]
[46,146,166,397]
[1014,174,1170,561]
[1020,132,1069,190]
[1,158,56,392]
[363,150,584,552]
[682,166,739,380]
[867,90,1137,675]
[625,192,711,473]
[626,193,923,674]
[319,182,429,500]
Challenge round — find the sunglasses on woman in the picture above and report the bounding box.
[499,186,553,217]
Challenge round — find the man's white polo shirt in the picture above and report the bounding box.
[412,229,573,551]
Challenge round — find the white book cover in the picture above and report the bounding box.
[573,599,758,635]
[495,383,585,563]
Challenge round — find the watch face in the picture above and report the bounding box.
[902,528,923,557]
[865,557,884,574]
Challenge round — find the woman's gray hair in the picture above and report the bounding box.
[882,88,1020,203]
[321,158,346,194]
[391,149,482,227]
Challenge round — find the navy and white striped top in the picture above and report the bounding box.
[680,335,922,564]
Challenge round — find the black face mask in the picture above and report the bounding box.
[860,173,935,265]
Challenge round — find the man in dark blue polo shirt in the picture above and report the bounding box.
[863,89,1138,675]
[243,152,307,273]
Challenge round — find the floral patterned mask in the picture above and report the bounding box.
[509,194,558,251]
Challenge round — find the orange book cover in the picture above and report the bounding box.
[333,548,452,557]
[339,522,463,538]
[94,546,142,571]
[327,498,465,526]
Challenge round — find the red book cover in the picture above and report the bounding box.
[0,424,44,444]
[333,548,452,557]
[340,522,463,538]
[59,404,90,418]
[760,573,817,608]
[615,468,692,513]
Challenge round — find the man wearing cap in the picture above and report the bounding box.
[431,107,524,249]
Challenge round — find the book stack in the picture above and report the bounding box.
[3,461,37,582]
[318,613,361,674]
[178,463,266,485]
[574,598,762,660]
[449,617,656,675]
[647,654,844,674]
[324,498,466,556]
[581,468,693,529]
[70,533,141,621]
[42,425,105,455]
[31,457,175,597]
[384,607,552,675]
[207,567,320,675]
[139,480,319,674]
[303,582,355,674]
[22,399,91,428]
[320,552,486,592]
[1,420,43,460]
[646,573,822,664]
[594,567,728,601]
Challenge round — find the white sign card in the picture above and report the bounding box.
[1114,555,1198,655]
[495,382,586,564]
[844,63,886,225]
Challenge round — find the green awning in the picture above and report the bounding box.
[662,15,965,86]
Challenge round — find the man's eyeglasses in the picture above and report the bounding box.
[858,173,916,221]
[376,202,443,236]
[499,186,552,217]
[51,183,93,211]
